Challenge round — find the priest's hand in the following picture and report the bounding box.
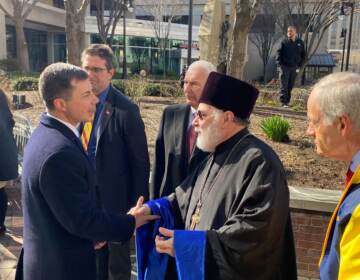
[155,227,174,257]
[128,196,159,229]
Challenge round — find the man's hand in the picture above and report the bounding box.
[155,227,174,257]
[94,241,106,250]
[128,196,159,229]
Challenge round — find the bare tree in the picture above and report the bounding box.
[94,0,126,47]
[64,0,90,66]
[0,0,39,72]
[249,3,282,83]
[140,0,185,75]
[270,0,340,82]
[226,0,260,79]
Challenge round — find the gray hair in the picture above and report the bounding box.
[312,72,360,130]
[188,60,216,75]
[39,62,88,111]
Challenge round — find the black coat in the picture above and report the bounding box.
[21,114,135,280]
[150,104,208,199]
[171,130,297,279]
[0,94,18,181]
[276,38,306,67]
[94,86,149,214]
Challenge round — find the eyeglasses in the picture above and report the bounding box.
[84,66,107,73]
[196,110,207,120]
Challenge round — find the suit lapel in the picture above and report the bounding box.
[174,105,190,161]
[96,90,114,150]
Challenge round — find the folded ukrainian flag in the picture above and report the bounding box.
[136,198,206,280]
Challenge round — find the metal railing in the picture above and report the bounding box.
[12,113,33,174]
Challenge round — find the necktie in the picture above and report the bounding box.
[81,114,95,152]
[345,168,354,186]
[187,124,196,159]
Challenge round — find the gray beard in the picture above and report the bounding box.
[196,122,221,152]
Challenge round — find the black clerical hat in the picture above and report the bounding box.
[199,72,259,119]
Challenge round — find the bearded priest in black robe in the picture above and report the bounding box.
[135,72,297,280]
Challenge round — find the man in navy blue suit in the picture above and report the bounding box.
[81,44,150,280]
[20,62,156,280]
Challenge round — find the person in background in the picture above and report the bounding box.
[0,89,18,235]
[306,72,360,280]
[276,25,305,107]
[150,60,216,199]
[81,44,150,280]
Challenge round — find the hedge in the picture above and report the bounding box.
[12,77,38,91]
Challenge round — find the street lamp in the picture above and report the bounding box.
[187,0,193,67]
[339,1,354,71]
[340,28,347,72]
[122,0,134,79]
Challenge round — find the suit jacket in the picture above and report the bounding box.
[21,114,135,280]
[150,104,208,199]
[94,85,149,214]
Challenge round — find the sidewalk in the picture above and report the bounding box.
[0,182,23,280]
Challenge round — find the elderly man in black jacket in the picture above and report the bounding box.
[276,25,305,107]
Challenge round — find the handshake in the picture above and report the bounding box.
[128,196,159,229]
[95,197,159,250]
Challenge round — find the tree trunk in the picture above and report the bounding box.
[66,12,86,66]
[226,0,259,79]
[226,0,259,80]
[65,0,89,66]
[226,27,249,79]
[14,18,30,72]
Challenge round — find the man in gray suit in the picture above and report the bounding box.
[150,60,216,199]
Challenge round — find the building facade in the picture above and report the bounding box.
[0,0,359,77]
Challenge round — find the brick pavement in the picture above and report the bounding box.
[0,182,22,280]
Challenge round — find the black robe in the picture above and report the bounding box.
[167,129,297,280]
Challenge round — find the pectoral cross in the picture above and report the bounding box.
[190,202,201,230]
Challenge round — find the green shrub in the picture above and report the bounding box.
[113,79,182,98]
[161,84,183,97]
[260,116,290,142]
[12,77,38,91]
[112,79,127,93]
[143,83,162,96]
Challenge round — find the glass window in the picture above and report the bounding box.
[6,25,16,58]
[53,0,64,9]
[25,28,48,71]
[53,33,66,62]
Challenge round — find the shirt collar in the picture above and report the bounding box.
[188,106,197,128]
[46,112,80,138]
[350,150,360,172]
[98,85,110,105]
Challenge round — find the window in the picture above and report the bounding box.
[53,0,64,9]
[251,14,275,33]
[6,25,16,58]
[136,15,155,21]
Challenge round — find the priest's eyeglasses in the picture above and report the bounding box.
[196,110,209,120]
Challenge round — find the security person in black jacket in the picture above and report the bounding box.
[276,26,305,107]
